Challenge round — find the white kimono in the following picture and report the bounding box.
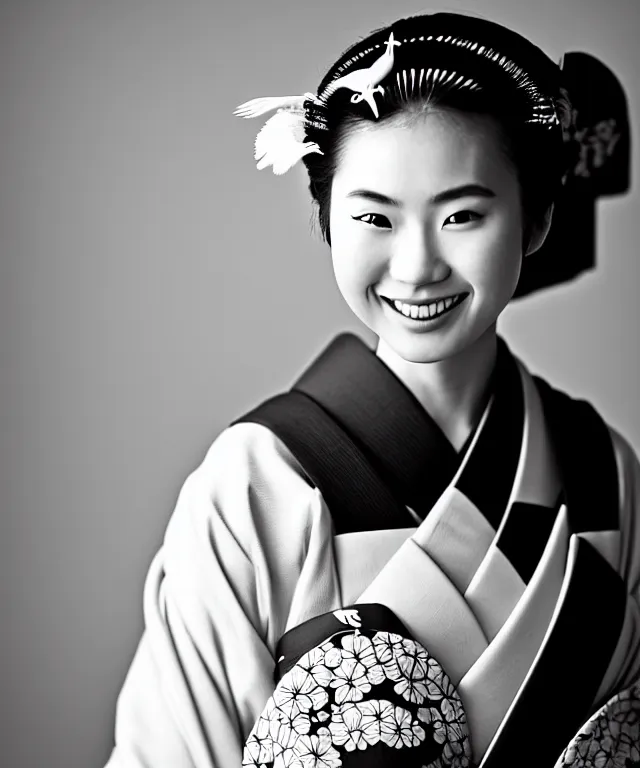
[104,338,640,768]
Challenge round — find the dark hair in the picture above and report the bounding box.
[301,15,572,247]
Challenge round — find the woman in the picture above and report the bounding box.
[105,11,640,768]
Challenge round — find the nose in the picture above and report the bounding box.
[387,224,451,285]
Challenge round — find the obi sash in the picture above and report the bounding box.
[236,333,633,766]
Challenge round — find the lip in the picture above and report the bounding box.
[380,292,468,327]
[379,292,468,305]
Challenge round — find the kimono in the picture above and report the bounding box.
[105,334,640,768]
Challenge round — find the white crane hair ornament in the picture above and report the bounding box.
[323,33,401,118]
[234,24,567,176]
[233,34,402,175]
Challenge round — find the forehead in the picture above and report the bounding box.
[332,110,515,197]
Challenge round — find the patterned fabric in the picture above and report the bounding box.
[243,606,473,768]
[244,602,640,768]
[555,681,640,767]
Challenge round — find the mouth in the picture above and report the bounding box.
[380,292,469,321]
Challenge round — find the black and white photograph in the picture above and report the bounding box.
[1,1,639,766]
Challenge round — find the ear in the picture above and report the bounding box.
[524,204,554,257]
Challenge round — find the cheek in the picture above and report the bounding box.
[468,214,524,297]
[329,215,380,293]
[330,243,372,310]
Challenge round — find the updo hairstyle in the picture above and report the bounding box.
[301,14,573,248]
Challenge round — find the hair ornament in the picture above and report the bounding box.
[253,110,323,175]
[513,50,630,298]
[233,34,402,174]
[321,33,401,118]
[233,93,319,119]
[234,20,566,177]
[393,67,481,101]
[234,92,325,174]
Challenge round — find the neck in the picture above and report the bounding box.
[375,327,498,451]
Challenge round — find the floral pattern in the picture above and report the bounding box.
[555,681,640,768]
[244,605,640,768]
[561,102,622,181]
[243,612,472,768]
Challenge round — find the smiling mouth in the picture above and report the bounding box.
[381,293,468,321]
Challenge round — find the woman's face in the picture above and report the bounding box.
[329,109,525,364]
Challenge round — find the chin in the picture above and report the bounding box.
[379,327,468,365]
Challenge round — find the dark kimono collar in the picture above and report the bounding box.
[293,332,524,525]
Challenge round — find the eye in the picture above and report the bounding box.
[352,213,392,229]
[443,210,483,226]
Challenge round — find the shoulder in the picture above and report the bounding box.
[526,366,637,474]
[606,424,640,488]
[523,363,639,527]
[199,420,315,491]
[606,425,640,536]
[165,422,330,565]
[161,422,334,647]
[576,405,640,587]
[602,424,640,615]
[535,378,640,591]
[185,422,318,518]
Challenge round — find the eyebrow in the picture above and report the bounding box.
[345,184,496,206]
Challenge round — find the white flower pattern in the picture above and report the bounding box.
[294,728,342,768]
[358,699,395,747]
[380,705,425,749]
[243,730,273,766]
[555,681,640,767]
[340,634,386,686]
[329,700,397,751]
[243,615,473,768]
[277,667,329,719]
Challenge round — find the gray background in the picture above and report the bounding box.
[1,1,638,766]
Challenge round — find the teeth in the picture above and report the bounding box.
[391,295,461,320]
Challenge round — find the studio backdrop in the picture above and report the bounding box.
[1,1,638,767]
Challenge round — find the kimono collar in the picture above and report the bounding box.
[292,333,524,522]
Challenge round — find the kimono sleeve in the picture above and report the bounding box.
[104,422,336,768]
